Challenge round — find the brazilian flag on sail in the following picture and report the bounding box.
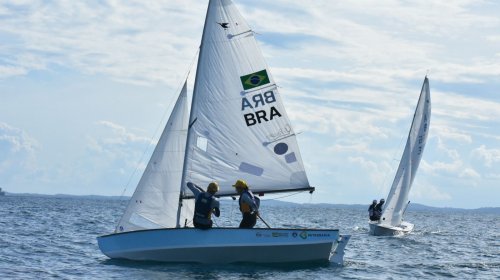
[240,69,270,90]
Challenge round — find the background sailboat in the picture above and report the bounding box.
[98,0,349,264]
[369,76,431,236]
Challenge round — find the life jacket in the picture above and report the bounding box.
[239,190,260,213]
[368,204,376,217]
[194,192,214,221]
[374,202,384,217]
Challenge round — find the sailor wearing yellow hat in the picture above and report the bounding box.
[232,179,260,228]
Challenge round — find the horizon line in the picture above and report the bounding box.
[2,191,498,210]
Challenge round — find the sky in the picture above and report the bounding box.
[1,0,499,209]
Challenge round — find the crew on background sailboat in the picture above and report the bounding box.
[187,182,220,229]
[232,179,260,228]
[368,200,378,221]
[374,198,385,220]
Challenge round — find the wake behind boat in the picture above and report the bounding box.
[98,0,349,264]
[369,77,431,236]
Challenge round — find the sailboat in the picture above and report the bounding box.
[98,0,349,264]
[369,77,431,236]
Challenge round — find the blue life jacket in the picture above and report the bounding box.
[239,190,260,213]
[194,193,214,221]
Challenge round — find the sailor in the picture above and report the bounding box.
[187,182,220,229]
[232,179,260,228]
[374,198,385,220]
[369,199,378,221]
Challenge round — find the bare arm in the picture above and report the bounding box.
[211,198,220,217]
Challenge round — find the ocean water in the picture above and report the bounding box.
[0,195,498,279]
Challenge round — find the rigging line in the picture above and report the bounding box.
[230,197,235,223]
[262,133,297,146]
[116,48,200,199]
[259,191,304,201]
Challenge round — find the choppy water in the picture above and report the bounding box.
[0,195,498,279]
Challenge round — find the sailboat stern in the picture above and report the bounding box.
[330,234,350,266]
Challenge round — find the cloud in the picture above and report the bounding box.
[0,122,39,179]
[472,145,500,167]
[86,120,154,173]
[483,173,500,180]
[97,121,151,146]
[2,0,499,89]
[0,0,205,85]
[0,123,36,152]
[347,156,394,192]
[0,65,28,78]
[411,183,452,201]
[460,168,481,179]
[433,126,473,144]
[248,0,500,86]
[1,0,500,207]
[420,138,465,175]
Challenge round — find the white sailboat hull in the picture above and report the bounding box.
[98,228,348,264]
[369,221,414,236]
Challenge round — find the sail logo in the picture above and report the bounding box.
[241,90,282,126]
[240,69,270,90]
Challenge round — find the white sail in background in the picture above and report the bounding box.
[181,0,310,197]
[117,82,192,232]
[380,77,431,227]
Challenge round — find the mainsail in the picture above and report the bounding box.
[181,0,310,198]
[117,82,193,232]
[381,77,431,227]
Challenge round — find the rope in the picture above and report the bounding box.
[259,191,304,201]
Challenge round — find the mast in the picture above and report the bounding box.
[175,0,213,228]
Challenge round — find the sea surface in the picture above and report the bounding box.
[0,195,498,279]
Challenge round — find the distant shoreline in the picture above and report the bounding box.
[2,192,499,214]
[2,192,129,201]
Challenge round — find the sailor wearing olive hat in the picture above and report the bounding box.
[187,181,220,229]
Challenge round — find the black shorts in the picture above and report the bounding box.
[239,212,257,228]
[194,220,213,230]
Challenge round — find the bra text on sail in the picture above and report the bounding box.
[241,90,282,126]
